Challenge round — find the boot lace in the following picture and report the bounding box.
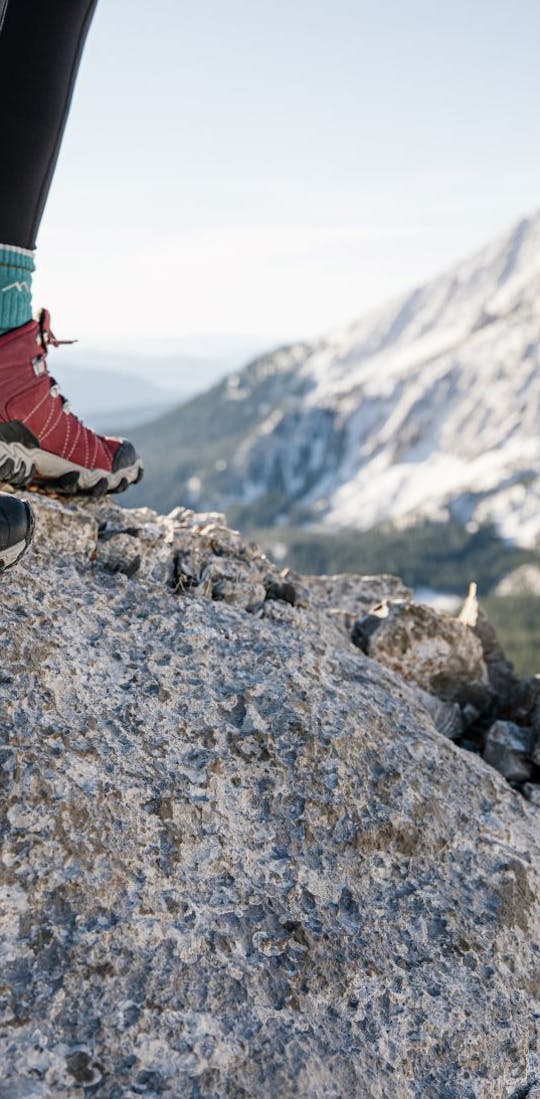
[34,308,79,418]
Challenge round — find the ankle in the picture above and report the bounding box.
[0,245,35,335]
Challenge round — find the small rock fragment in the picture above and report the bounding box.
[461,703,481,730]
[351,608,387,653]
[483,720,535,783]
[522,784,540,808]
[512,676,540,737]
[264,577,297,606]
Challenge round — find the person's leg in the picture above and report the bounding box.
[0,0,99,251]
[0,0,143,495]
[0,0,99,334]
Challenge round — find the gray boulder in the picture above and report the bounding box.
[352,599,492,709]
[0,494,539,1098]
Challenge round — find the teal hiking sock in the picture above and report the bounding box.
[0,245,35,335]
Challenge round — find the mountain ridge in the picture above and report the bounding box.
[128,212,540,546]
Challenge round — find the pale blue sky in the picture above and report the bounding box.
[34,0,540,353]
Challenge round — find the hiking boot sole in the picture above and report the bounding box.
[0,439,143,497]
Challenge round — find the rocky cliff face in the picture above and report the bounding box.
[1,492,540,1098]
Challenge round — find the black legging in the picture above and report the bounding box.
[0,0,99,250]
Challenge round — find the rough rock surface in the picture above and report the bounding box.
[1,493,540,1098]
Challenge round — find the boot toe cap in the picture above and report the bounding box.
[112,439,140,472]
[0,495,34,551]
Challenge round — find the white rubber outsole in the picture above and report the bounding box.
[0,440,143,495]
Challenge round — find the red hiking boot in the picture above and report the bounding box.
[0,310,143,495]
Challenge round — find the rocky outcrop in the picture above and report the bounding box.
[351,585,540,797]
[1,492,540,1098]
[351,598,491,708]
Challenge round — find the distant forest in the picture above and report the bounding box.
[254,520,540,677]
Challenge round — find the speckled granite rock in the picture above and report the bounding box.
[1,494,540,1099]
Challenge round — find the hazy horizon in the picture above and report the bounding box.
[30,0,540,369]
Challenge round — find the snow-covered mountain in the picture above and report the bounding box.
[131,213,540,546]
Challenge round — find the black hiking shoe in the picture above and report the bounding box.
[0,493,34,571]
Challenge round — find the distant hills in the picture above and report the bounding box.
[50,361,181,433]
[126,212,540,550]
[51,338,266,434]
